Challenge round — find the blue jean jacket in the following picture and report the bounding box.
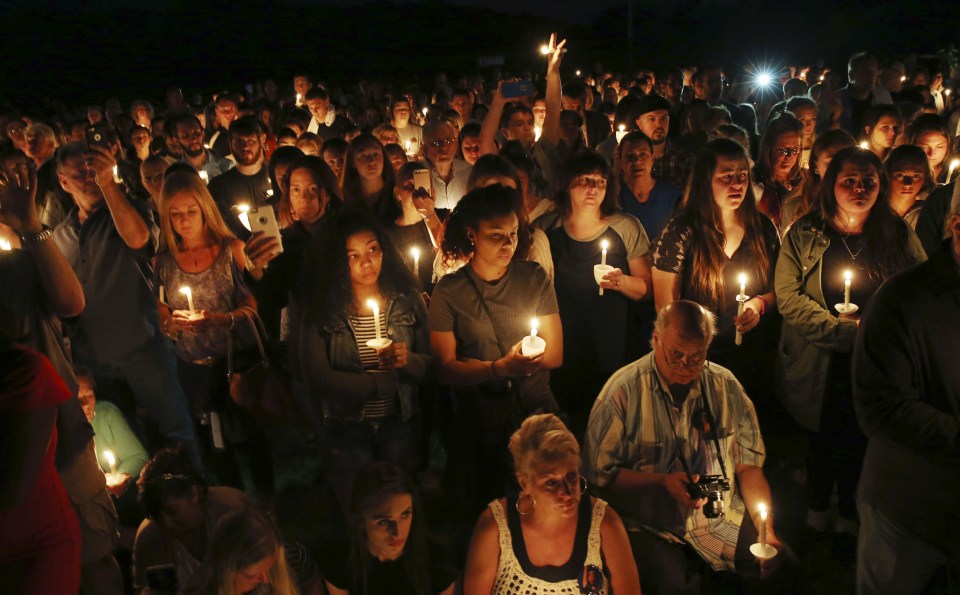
[300,290,431,422]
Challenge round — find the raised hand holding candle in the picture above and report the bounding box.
[179,286,196,317]
[735,273,747,346]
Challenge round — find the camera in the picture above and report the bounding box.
[687,475,730,519]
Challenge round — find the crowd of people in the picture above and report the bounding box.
[1,37,958,595]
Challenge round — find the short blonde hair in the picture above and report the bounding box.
[158,170,236,255]
[508,414,580,477]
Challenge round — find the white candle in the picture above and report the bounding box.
[521,317,547,356]
[112,164,122,183]
[411,246,420,274]
[404,139,412,154]
[367,299,382,340]
[758,503,768,548]
[534,126,542,141]
[843,270,852,308]
[616,124,627,143]
[237,204,251,231]
[104,450,117,475]
[296,93,302,106]
[179,286,195,317]
[601,240,609,266]
[159,285,165,304]
[199,170,209,184]
[735,273,747,346]
[948,159,959,183]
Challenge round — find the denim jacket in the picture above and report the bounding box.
[299,290,431,422]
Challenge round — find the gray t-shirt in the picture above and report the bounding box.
[429,260,558,362]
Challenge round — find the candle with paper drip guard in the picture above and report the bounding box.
[179,286,196,318]
[749,503,777,560]
[835,270,859,315]
[735,273,748,346]
[616,125,627,143]
[103,450,125,487]
[521,317,547,357]
[410,246,420,275]
[948,158,959,183]
[594,239,613,296]
[364,299,392,350]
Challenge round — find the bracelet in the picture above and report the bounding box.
[228,311,235,330]
[18,225,53,246]
[161,318,176,340]
[755,295,768,316]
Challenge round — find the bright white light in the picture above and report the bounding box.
[540,44,551,55]
[755,72,773,87]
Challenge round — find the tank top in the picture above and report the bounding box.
[156,242,238,361]
[489,497,607,595]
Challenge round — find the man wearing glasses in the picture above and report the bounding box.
[423,120,472,211]
[583,300,782,594]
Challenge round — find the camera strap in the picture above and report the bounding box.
[654,367,729,484]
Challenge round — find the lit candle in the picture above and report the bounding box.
[112,164,122,184]
[203,143,210,150]
[843,270,852,309]
[237,204,251,231]
[735,273,747,346]
[900,75,907,83]
[296,92,302,106]
[411,246,420,274]
[616,124,627,143]
[534,126,542,141]
[858,141,869,150]
[0,239,10,251]
[946,89,952,97]
[104,450,118,475]
[758,503,768,548]
[601,239,609,266]
[948,159,959,183]
[404,139,412,154]
[521,317,547,356]
[265,188,274,199]
[366,299,382,340]
[199,170,209,184]
[179,286,196,317]
[540,44,551,55]
[576,70,582,77]
[422,107,428,116]
[598,240,610,296]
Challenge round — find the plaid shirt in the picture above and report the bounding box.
[582,353,765,571]
[652,141,694,194]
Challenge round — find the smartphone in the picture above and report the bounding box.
[502,80,534,99]
[247,206,283,254]
[85,123,114,150]
[145,564,178,592]
[412,169,432,197]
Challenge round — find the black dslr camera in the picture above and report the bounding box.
[687,475,731,518]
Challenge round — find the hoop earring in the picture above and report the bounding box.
[579,475,589,496]
[516,491,536,515]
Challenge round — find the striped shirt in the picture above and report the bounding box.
[349,313,397,419]
[582,352,765,571]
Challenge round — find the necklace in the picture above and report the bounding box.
[838,231,864,262]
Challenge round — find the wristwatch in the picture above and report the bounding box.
[19,225,53,246]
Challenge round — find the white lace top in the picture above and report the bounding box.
[490,497,608,595]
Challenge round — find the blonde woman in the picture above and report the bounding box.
[155,169,274,497]
[463,414,641,594]
[185,509,300,595]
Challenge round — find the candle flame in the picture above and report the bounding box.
[758,502,767,519]
[104,450,116,466]
[576,70,581,77]
[844,270,852,282]
[179,286,191,296]
[738,273,747,286]
[366,299,378,311]
[618,124,626,132]
[237,204,250,213]
[530,317,539,331]
[858,141,869,150]
[534,125,542,141]
[601,240,609,251]
[540,44,551,55]
[411,246,420,259]
[0,239,10,251]
[950,158,959,169]
[900,75,907,82]
[422,107,428,115]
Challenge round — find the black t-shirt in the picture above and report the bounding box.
[208,167,272,236]
[821,226,883,315]
[848,95,872,137]
[320,542,457,595]
[506,493,592,582]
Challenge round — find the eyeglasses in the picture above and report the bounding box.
[663,349,707,369]
[429,138,456,149]
[774,147,801,157]
[575,176,608,190]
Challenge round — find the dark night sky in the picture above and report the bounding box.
[1,0,956,103]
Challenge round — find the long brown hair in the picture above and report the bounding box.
[677,138,773,310]
[158,170,236,255]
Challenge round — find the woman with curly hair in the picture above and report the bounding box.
[299,211,431,511]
